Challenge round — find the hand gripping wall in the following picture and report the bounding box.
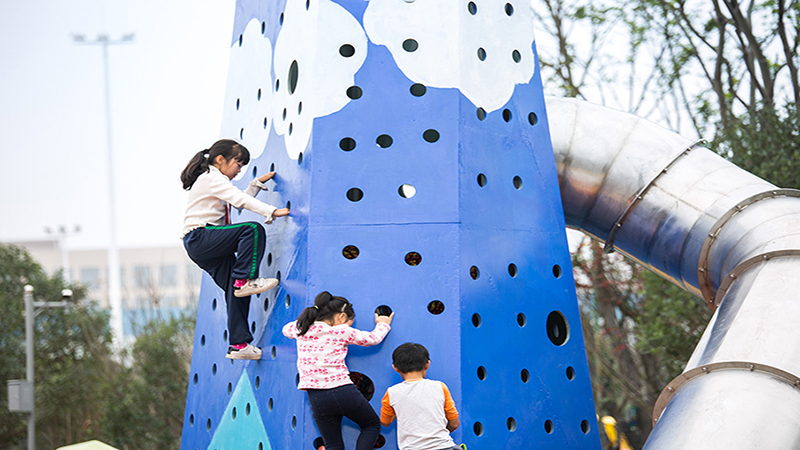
[180,1,599,449]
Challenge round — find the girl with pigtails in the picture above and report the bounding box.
[181,139,290,360]
[283,291,395,450]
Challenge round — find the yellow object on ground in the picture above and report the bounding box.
[601,416,633,450]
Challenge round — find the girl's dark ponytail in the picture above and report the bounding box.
[295,291,355,335]
[180,139,252,190]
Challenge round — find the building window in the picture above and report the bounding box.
[134,265,151,289]
[160,265,177,287]
[80,267,100,290]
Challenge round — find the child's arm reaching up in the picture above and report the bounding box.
[344,313,394,346]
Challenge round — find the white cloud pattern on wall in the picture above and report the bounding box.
[220,19,273,161]
[272,0,368,160]
[363,0,536,112]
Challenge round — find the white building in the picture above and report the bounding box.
[7,239,202,337]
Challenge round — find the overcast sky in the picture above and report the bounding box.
[0,0,236,249]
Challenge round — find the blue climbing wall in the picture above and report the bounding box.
[180,1,599,449]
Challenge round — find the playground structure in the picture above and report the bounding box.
[181,1,800,449]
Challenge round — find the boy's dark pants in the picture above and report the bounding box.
[307,384,381,450]
[183,222,266,345]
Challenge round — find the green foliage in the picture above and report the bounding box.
[0,243,195,449]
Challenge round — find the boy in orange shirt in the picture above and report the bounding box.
[380,343,462,450]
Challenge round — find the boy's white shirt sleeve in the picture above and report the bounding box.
[209,171,278,223]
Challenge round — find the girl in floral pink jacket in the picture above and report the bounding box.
[283,291,394,450]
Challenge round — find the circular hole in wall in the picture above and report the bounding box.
[507,417,517,432]
[207,418,212,431]
[347,188,364,202]
[232,407,237,421]
[251,321,256,333]
[402,38,419,52]
[193,373,198,385]
[340,137,356,151]
[477,366,486,380]
[298,102,303,114]
[236,98,240,110]
[376,134,393,148]
[512,49,521,63]
[508,263,518,277]
[505,2,514,15]
[374,434,386,448]
[468,1,477,14]
[292,415,297,430]
[224,330,228,341]
[375,305,393,317]
[427,300,445,315]
[257,88,262,101]
[246,403,251,416]
[547,311,569,346]
[503,109,512,122]
[264,298,269,311]
[288,61,299,94]
[343,245,360,259]
[521,369,530,383]
[470,265,480,280]
[339,44,355,57]
[267,253,273,266]
[477,47,486,61]
[255,376,261,389]
[296,374,300,387]
[350,372,375,401]
[268,398,273,410]
[271,346,277,359]
[405,252,422,266]
[545,420,554,434]
[285,294,291,308]
[212,298,217,311]
[474,422,484,436]
[477,107,486,120]
[513,176,523,189]
[252,166,258,178]
[347,86,363,99]
[201,335,206,346]
[313,437,325,449]
[581,420,590,434]
[306,0,310,9]
[277,271,282,282]
[517,313,527,327]
[275,78,280,92]
[477,173,487,187]
[410,83,426,96]
[398,184,416,198]
[279,13,284,25]
[528,112,538,126]
[472,313,482,327]
[553,264,563,278]
[261,21,265,34]
[189,414,194,425]
[566,366,576,380]
[212,364,217,376]
[423,129,440,143]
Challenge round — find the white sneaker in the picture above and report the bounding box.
[226,343,262,360]
[234,278,279,297]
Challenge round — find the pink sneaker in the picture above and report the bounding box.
[233,278,279,297]
[225,343,262,360]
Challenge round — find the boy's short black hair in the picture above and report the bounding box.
[392,342,430,373]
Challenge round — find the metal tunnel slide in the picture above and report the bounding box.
[546,96,800,449]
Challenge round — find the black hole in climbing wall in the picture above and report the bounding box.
[257,88,262,101]
[224,330,228,341]
[472,313,482,327]
[477,47,486,61]
[547,311,570,346]
[505,2,514,15]
[374,434,386,448]
[517,313,527,327]
[350,372,375,401]
[246,403,251,416]
[508,263,518,277]
[264,298,269,311]
[477,366,486,380]
[297,152,303,165]
[477,173,487,187]
[376,134,393,148]
[236,98,240,110]
[255,376,261,389]
[405,252,422,266]
[193,373,198,385]
[347,188,364,202]
[477,107,486,120]
[512,49,521,63]
[347,86,363,99]
[232,407,237,420]
[503,109,512,122]
[339,44,355,57]
[252,166,258,178]
[251,321,256,333]
[402,38,418,52]
[212,298,217,311]
[207,418,212,431]
[286,294,291,308]
[212,364,217,375]
[190,414,194,425]
[470,265,480,279]
[340,137,356,151]
[288,60,299,94]
[275,78,280,92]
[267,252,273,266]
[292,415,297,429]
[238,34,243,47]
[398,184,416,198]
[513,176,523,189]
[314,437,324,449]
[581,420,591,434]
[263,117,268,129]
[521,369,530,383]
[375,305,393,316]
[240,128,244,140]
[271,346,277,359]
[468,1,477,15]
[423,129,439,143]
[268,397,273,410]
[528,112,538,125]
[427,300,445,315]
[277,271,282,282]
[545,420,554,434]
[280,13,284,25]
[566,366,576,380]
[507,417,517,432]
[296,374,300,387]
[410,83,426,96]
[553,264,563,278]
[201,335,206,346]
[289,123,293,135]
[474,422,484,436]
[261,21,265,34]
[270,163,275,172]
[343,245,360,259]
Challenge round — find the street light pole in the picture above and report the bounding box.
[72,33,134,345]
[24,286,34,450]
